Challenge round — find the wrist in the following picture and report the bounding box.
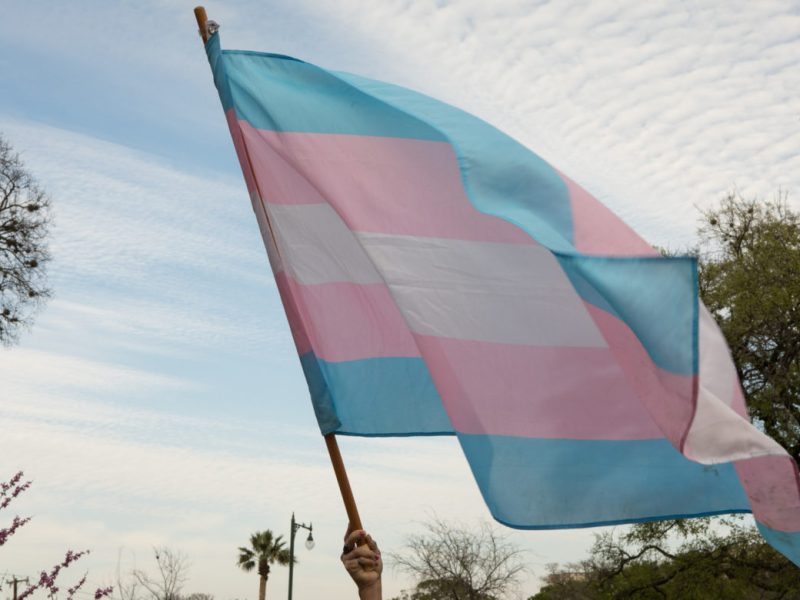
[358,580,381,600]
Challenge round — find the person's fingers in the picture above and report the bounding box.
[353,545,378,559]
[343,528,380,551]
[342,555,377,570]
[344,545,374,559]
[364,533,380,553]
[356,557,376,569]
[342,544,380,565]
[343,528,365,552]
[341,543,364,561]
[343,521,358,542]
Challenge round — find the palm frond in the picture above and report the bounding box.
[240,529,293,570]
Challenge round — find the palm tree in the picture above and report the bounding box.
[237,530,293,600]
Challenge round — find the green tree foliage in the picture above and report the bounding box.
[236,530,291,600]
[532,517,800,599]
[0,134,51,345]
[532,193,800,599]
[698,192,800,461]
[390,578,498,600]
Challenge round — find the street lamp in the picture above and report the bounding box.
[288,512,314,600]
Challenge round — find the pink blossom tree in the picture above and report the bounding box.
[1,471,114,600]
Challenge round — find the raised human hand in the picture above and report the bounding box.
[341,525,382,599]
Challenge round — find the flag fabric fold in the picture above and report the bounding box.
[204,32,800,563]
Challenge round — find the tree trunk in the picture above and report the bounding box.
[259,575,267,600]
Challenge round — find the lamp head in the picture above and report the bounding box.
[305,531,315,550]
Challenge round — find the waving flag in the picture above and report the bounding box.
[203,31,800,563]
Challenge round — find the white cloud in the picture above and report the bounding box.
[2,347,196,397]
[305,0,799,248]
[0,118,296,358]
[1,119,267,286]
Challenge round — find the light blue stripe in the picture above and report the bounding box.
[298,351,341,434]
[299,353,453,436]
[458,434,750,528]
[205,34,233,115]
[210,44,445,141]
[558,255,698,376]
[756,522,800,567]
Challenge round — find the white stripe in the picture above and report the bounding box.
[357,232,607,347]
[266,203,383,285]
[251,191,284,274]
[698,305,737,408]
[684,304,785,463]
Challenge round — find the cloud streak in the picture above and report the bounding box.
[308,0,800,248]
[0,118,296,359]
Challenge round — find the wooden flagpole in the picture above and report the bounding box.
[325,434,363,531]
[193,6,209,43]
[192,5,365,534]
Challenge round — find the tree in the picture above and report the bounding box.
[698,192,800,461]
[389,517,526,600]
[0,134,51,345]
[391,578,499,600]
[533,192,800,598]
[116,548,214,600]
[531,517,800,599]
[182,594,214,600]
[1,471,113,600]
[126,548,189,600]
[236,530,291,600]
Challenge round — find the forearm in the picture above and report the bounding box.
[358,581,381,600]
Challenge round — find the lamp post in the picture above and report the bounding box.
[288,512,314,600]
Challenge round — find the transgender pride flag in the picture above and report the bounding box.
[204,31,800,563]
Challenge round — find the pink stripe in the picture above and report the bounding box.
[285,276,420,362]
[274,272,312,356]
[584,303,696,447]
[414,335,664,440]
[239,122,535,244]
[731,378,748,418]
[736,456,800,531]
[560,172,659,257]
[226,109,259,198]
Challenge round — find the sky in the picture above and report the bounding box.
[1,1,798,599]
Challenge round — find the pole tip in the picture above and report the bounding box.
[194,6,209,43]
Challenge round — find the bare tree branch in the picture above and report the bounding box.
[0,134,51,345]
[389,516,527,600]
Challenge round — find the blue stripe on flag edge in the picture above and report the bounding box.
[457,433,751,529]
[492,509,753,531]
[335,431,455,437]
[210,40,446,142]
[299,352,454,437]
[756,522,800,567]
[206,34,233,115]
[557,254,699,377]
